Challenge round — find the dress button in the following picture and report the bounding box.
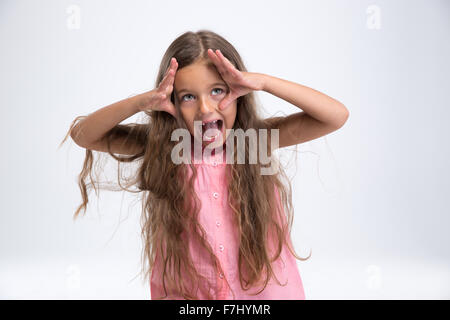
[216,221,221,227]
[212,161,217,166]
[212,192,219,199]
[219,244,224,252]
[219,273,224,279]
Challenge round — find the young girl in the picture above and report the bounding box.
[61,30,349,300]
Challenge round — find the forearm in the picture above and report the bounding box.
[259,73,349,126]
[71,93,144,146]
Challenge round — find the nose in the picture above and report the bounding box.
[198,95,216,115]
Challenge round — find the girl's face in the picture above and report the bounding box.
[174,59,237,148]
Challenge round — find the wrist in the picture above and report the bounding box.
[258,73,270,92]
[133,91,151,113]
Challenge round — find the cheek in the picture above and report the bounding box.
[180,110,194,130]
[223,106,237,129]
[186,121,195,135]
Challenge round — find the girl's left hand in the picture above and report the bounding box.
[207,48,265,110]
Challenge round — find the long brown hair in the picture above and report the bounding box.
[60,29,311,299]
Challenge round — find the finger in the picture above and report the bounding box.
[167,59,178,85]
[219,96,233,111]
[163,58,173,77]
[166,106,177,118]
[161,107,175,118]
[160,66,177,89]
[170,57,178,73]
[159,71,172,90]
[212,51,239,80]
[208,49,227,74]
[218,101,228,111]
[215,49,236,72]
[207,48,219,63]
[217,89,230,110]
[163,58,178,79]
[161,65,172,84]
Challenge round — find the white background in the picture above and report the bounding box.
[0,0,449,299]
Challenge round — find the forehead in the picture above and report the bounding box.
[174,60,224,91]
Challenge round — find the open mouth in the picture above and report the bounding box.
[202,119,223,141]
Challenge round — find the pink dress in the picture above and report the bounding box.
[150,146,306,300]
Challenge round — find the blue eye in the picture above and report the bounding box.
[182,94,194,102]
[181,88,225,102]
[212,88,224,95]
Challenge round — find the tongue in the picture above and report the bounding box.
[204,121,219,130]
[203,121,220,138]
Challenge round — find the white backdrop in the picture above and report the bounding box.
[1,0,449,299]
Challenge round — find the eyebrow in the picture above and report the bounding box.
[177,82,227,95]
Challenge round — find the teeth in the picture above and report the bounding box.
[203,120,218,126]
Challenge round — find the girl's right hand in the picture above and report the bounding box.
[138,57,178,117]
